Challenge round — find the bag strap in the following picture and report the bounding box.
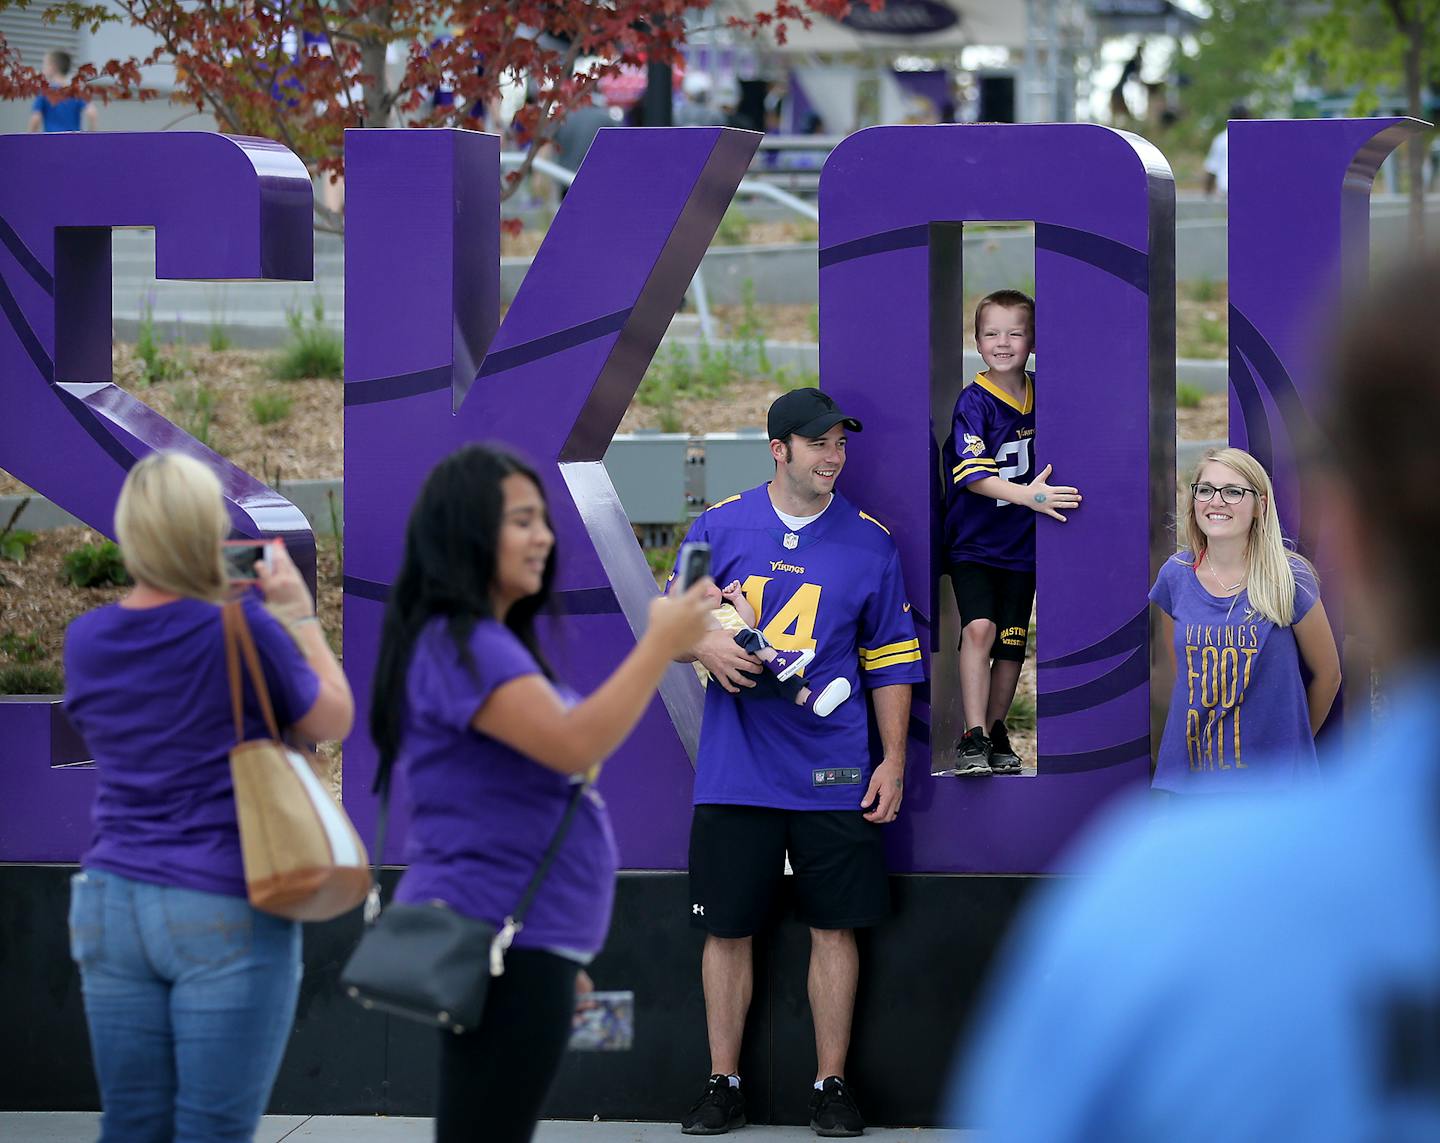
[364,762,589,974]
[223,600,282,745]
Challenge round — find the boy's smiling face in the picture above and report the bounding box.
[976,303,1033,378]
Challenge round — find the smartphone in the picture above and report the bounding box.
[570,990,634,1051]
[222,539,273,583]
[675,541,711,593]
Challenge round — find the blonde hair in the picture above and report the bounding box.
[1180,447,1314,627]
[114,452,230,602]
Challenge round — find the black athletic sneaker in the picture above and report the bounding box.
[988,720,1023,774]
[809,1076,865,1137]
[681,1074,746,1135]
[952,727,992,776]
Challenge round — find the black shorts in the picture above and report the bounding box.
[687,805,890,937]
[949,561,1035,663]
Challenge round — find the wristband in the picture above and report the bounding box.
[287,615,320,631]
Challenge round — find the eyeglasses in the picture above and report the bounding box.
[1191,483,1258,505]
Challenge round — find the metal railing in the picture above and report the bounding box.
[501,147,818,341]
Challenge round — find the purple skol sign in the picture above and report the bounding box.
[0,118,1423,871]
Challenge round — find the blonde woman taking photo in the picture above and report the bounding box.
[62,452,352,1142]
[1149,447,1340,792]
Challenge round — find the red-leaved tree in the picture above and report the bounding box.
[0,0,859,230]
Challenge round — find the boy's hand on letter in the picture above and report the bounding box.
[694,627,763,693]
[1027,464,1082,522]
[648,580,717,659]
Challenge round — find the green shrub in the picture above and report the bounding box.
[0,663,62,695]
[274,297,343,380]
[63,541,131,588]
[0,631,44,663]
[208,323,233,352]
[250,392,293,426]
[1176,382,1206,409]
[0,528,37,563]
[175,383,219,448]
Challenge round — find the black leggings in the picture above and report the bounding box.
[436,948,579,1142]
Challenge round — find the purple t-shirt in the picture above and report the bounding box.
[63,592,321,897]
[393,619,619,955]
[1149,554,1319,793]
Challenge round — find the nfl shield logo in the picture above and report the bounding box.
[783,532,799,549]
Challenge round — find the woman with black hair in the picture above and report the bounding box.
[370,443,712,1143]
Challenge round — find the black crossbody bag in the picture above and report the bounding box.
[341,771,587,1035]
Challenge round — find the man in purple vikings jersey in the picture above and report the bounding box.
[671,389,923,1137]
[940,290,1082,777]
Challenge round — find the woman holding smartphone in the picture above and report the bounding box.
[63,451,352,1141]
[369,443,712,1143]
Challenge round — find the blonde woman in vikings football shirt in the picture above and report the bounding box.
[673,388,925,1138]
[1149,447,1340,792]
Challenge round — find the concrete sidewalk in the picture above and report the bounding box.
[0,1114,964,1141]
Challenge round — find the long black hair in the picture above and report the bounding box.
[369,444,557,788]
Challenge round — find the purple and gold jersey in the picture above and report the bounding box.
[942,372,1037,571]
[670,485,924,810]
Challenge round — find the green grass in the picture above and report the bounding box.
[1190,277,1220,303]
[1176,382,1206,409]
[250,392,294,426]
[1007,692,1037,731]
[274,298,343,380]
[0,631,44,663]
[175,383,219,448]
[135,295,186,385]
[714,205,750,246]
[0,663,62,695]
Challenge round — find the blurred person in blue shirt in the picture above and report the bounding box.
[28,50,98,133]
[951,254,1440,1142]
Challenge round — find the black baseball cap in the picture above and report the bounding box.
[767,388,864,442]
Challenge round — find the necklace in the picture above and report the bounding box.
[1204,553,1246,594]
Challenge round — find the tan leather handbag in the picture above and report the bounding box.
[225,601,369,921]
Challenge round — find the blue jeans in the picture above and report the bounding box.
[68,869,302,1143]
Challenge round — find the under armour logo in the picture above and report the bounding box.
[692,904,704,916]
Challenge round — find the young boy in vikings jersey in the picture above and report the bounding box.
[941,290,1083,776]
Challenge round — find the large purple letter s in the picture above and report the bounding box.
[0,132,313,860]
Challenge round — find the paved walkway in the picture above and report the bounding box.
[0,1114,963,1141]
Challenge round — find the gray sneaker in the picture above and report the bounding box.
[952,727,992,775]
[988,721,1023,774]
